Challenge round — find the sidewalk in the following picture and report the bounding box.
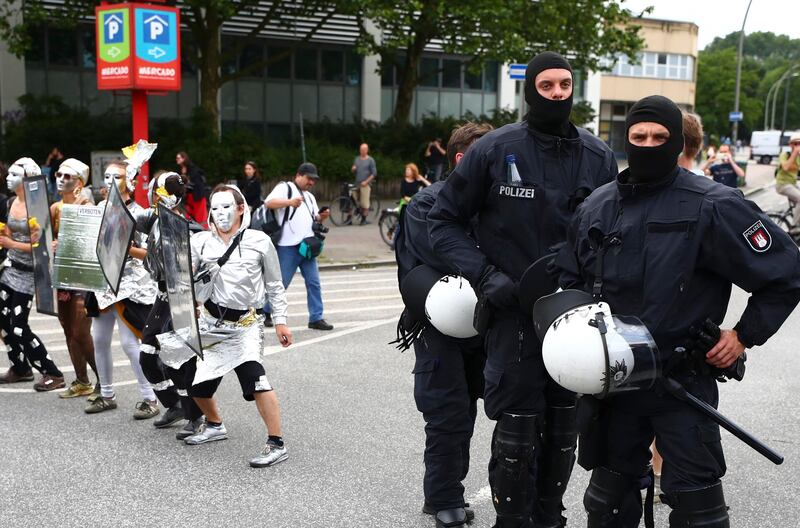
[317,223,396,270]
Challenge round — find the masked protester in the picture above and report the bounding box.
[552,95,800,527]
[172,184,292,468]
[83,161,160,419]
[49,158,100,398]
[427,51,618,528]
[0,158,66,390]
[133,171,207,435]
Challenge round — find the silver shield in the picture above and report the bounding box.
[157,204,203,359]
[22,175,57,316]
[96,183,136,295]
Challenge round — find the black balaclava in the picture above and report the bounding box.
[624,95,684,183]
[525,51,573,137]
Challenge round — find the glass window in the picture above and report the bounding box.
[293,83,318,121]
[464,64,482,90]
[238,80,264,121]
[267,46,291,79]
[344,86,360,121]
[668,54,679,66]
[416,89,439,121]
[319,85,344,121]
[484,61,498,92]
[419,57,439,87]
[266,82,291,122]
[380,58,394,87]
[182,42,198,73]
[48,28,78,66]
[462,92,482,116]
[657,53,667,65]
[613,104,626,117]
[657,65,667,78]
[440,92,460,117]
[295,48,317,80]
[345,50,362,86]
[321,50,344,82]
[644,64,655,77]
[25,26,45,63]
[240,44,264,77]
[221,37,237,76]
[442,59,461,88]
[81,28,95,68]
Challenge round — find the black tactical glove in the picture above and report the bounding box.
[478,265,518,310]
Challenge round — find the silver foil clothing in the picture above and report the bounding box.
[95,200,158,309]
[0,215,35,295]
[133,207,203,283]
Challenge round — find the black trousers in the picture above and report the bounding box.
[413,327,485,511]
[0,283,62,377]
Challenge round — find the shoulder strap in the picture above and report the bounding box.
[216,231,244,268]
[284,181,296,223]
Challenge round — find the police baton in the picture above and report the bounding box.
[660,377,784,465]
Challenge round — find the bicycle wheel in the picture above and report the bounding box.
[329,197,353,226]
[767,213,791,234]
[379,211,400,248]
[370,195,381,219]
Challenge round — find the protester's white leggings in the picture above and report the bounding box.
[92,307,155,401]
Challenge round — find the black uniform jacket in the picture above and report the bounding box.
[428,121,617,286]
[556,167,800,355]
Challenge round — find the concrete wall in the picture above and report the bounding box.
[601,77,696,107]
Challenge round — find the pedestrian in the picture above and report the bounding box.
[182,184,293,469]
[775,133,800,230]
[679,112,705,175]
[44,147,64,199]
[263,162,333,331]
[701,144,744,188]
[176,151,208,226]
[394,121,493,528]
[350,143,377,224]
[400,163,430,202]
[551,94,800,527]
[428,51,618,528]
[50,158,99,398]
[424,137,447,182]
[0,162,9,264]
[0,158,65,390]
[238,160,262,212]
[83,161,160,419]
[134,171,206,436]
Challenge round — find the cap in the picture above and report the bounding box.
[297,162,319,179]
[790,133,800,144]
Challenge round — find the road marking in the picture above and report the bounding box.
[264,317,396,355]
[290,304,403,318]
[295,294,400,305]
[0,378,140,394]
[287,285,399,297]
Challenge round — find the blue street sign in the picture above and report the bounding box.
[135,9,178,63]
[509,63,526,81]
[729,111,744,122]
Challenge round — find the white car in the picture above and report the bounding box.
[750,130,800,164]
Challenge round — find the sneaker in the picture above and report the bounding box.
[59,379,94,399]
[0,368,34,384]
[185,422,228,445]
[176,418,205,441]
[360,217,371,225]
[263,313,274,328]
[133,400,160,420]
[33,374,66,392]
[249,440,288,468]
[308,319,334,331]
[153,404,184,428]
[84,396,118,414]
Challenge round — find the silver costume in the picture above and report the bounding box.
[0,216,35,296]
[158,186,288,385]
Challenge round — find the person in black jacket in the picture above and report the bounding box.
[427,51,618,528]
[554,95,800,527]
[239,160,263,212]
[395,122,493,528]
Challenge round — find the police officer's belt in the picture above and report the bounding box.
[204,300,264,322]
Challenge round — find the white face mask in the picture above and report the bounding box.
[7,165,24,192]
[210,192,238,233]
[103,170,127,193]
[56,167,79,193]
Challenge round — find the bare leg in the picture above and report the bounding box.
[253,391,283,437]
[193,397,222,423]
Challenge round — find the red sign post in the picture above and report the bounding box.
[96,1,181,205]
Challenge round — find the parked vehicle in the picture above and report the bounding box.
[750,130,800,164]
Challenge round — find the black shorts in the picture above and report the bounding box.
[188,360,272,401]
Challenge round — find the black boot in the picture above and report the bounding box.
[664,482,729,527]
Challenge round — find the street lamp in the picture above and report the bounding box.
[771,68,799,130]
[781,73,797,136]
[764,68,798,130]
[732,0,753,145]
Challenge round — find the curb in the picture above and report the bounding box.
[318,259,397,272]
[743,182,775,197]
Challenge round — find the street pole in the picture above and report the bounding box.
[771,68,798,130]
[781,74,793,137]
[732,0,753,145]
[764,80,778,130]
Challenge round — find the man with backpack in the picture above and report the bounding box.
[262,162,333,331]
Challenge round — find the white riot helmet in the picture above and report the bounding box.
[533,290,660,398]
[400,265,479,339]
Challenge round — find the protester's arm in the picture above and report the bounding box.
[261,238,288,326]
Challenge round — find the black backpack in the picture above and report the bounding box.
[251,182,294,246]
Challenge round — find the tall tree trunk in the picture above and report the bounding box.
[197,10,222,137]
[392,5,436,124]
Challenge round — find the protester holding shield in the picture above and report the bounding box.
[178,184,292,468]
[84,160,159,419]
[0,158,65,390]
[50,158,98,398]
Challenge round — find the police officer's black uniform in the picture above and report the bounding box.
[395,180,486,528]
[555,95,800,527]
[427,52,617,528]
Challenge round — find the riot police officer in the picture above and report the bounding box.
[395,122,493,528]
[428,51,618,528]
[553,95,800,526]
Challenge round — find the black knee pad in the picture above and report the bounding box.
[583,467,642,528]
[492,412,541,519]
[537,404,579,524]
[664,482,729,528]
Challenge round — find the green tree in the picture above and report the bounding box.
[353,0,647,123]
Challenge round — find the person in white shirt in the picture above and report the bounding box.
[263,162,333,331]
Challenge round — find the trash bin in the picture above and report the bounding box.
[736,161,748,187]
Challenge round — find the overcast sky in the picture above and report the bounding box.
[623,0,800,50]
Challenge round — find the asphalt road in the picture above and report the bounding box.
[2,181,799,527]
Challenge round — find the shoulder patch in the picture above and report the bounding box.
[743,220,772,253]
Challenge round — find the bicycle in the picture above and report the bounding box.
[378,198,408,249]
[767,200,794,235]
[328,183,381,226]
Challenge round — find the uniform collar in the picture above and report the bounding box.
[526,122,581,151]
[615,166,679,199]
